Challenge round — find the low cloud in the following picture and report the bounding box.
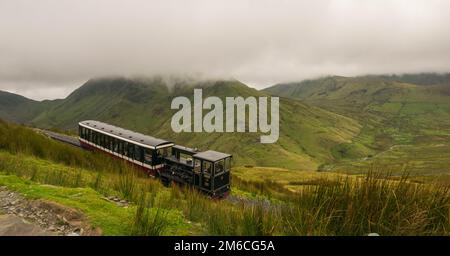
[1,0,450,100]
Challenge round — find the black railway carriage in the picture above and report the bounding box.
[162,146,232,197]
[78,120,174,173]
[78,120,231,197]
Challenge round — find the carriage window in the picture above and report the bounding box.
[123,142,128,156]
[109,136,113,150]
[144,149,152,164]
[164,147,170,157]
[202,161,213,176]
[113,138,118,153]
[194,159,201,173]
[104,135,108,149]
[128,143,134,159]
[156,148,169,157]
[105,136,110,149]
[180,153,193,165]
[215,159,225,175]
[118,140,124,155]
[225,158,231,172]
[88,129,92,142]
[134,146,142,162]
[99,133,103,147]
[104,134,108,148]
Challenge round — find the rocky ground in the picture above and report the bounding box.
[0,186,101,236]
[102,195,130,208]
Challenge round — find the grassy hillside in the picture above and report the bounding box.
[264,74,450,174]
[3,73,450,173]
[1,120,450,236]
[0,91,58,124]
[1,77,365,170]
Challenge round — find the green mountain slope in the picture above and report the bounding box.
[264,74,450,174]
[0,91,61,124]
[0,91,39,123]
[0,77,364,170]
[31,78,364,170]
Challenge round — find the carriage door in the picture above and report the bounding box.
[201,160,213,191]
[193,158,201,187]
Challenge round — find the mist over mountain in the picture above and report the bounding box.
[0,76,363,170]
[2,1,450,100]
[2,73,450,173]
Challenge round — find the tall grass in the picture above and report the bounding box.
[241,202,279,236]
[1,119,450,235]
[0,119,128,174]
[0,119,154,195]
[130,191,169,236]
[166,171,450,236]
[232,175,295,200]
[114,167,138,201]
[280,172,450,235]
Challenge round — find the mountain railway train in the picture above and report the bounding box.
[78,120,231,198]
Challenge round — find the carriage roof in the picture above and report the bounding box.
[193,150,232,162]
[173,145,199,154]
[79,120,173,149]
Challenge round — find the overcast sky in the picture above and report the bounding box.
[1,0,450,100]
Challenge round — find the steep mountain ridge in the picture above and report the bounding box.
[264,73,450,174]
[0,77,363,170]
[0,90,59,124]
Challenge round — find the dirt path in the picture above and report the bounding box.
[0,186,101,236]
[0,214,55,236]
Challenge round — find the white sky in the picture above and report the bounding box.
[1,0,450,100]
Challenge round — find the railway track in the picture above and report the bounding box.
[35,129,81,148]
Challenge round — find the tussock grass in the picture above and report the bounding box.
[0,119,131,174]
[280,172,450,235]
[1,119,450,235]
[130,192,170,236]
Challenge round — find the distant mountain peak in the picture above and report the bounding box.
[0,90,36,102]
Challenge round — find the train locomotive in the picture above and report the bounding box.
[78,120,231,198]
